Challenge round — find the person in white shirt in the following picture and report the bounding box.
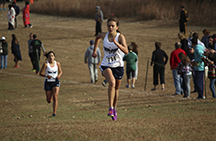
[39,51,63,117]
[92,17,128,121]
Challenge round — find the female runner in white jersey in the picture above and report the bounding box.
[39,51,63,117]
[92,17,128,121]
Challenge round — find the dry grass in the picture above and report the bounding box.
[31,0,216,26]
[1,2,216,140]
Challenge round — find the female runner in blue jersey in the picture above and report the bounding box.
[40,51,63,117]
[92,17,128,121]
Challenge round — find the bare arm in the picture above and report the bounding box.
[57,62,63,79]
[92,32,106,58]
[39,62,48,77]
[114,34,128,54]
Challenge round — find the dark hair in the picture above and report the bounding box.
[193,33,199,39]
[131,42,138,55]
[191,37,198,45]
[33,34,37,39]
[181,5,184,9]
[155,42,161,49]
[25,1,29,6]
[44,51,55,59]
[12,34,19,45]
[107,17,120,33]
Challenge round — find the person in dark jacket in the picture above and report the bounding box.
[0,37,8,69]
[179,5,188,37]
[11,34,22,68]
[94,6,103,36]
[178,33,189,56]
[151,42,168,90]
[12,1,20,29]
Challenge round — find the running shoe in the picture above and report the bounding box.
[31,69,36,72]
[132,85,135,89]
[112,109,117,121]
[126,84,130,88]
[52,114,56,117]
[14,65,19,68]
[107,108,114,117]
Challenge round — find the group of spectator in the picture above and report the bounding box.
[7,1,33,30]
[151,29,216,99]
[0,33,45,75]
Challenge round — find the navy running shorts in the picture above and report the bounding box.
[99,66,124,80]
[44,78,60,91]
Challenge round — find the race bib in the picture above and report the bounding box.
[47,76,56,82]
[106,54,119,65]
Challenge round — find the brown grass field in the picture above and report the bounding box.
[1,2,216,141]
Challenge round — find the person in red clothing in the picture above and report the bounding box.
[170,42,186,95]
[23,1,33,28]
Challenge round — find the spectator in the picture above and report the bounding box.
[179,5,188,37]
[193,32,206,50]
[187,31,194,48]
[123,44,138,88]
[7,4,15,30]
[28,33,35,72]
[177,53,193,98]
[208,36,216,51]
[12,1,20,29]
[84,40,101,83]
[0,0,6,11]
[23,1,33,28]
[131,42,138,80]
[191,37,205,99]
[201,29,210,49]
[151,42,168,90]
[31,34,46,74]
[95,6,103,36]
[170,42,186,95]
[0,37,8,69]
[188,46,197,93]
[201,57,216,98]
[178,33,189,56]
[11,34,22,68]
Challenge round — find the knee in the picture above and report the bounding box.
[109,79,116,88]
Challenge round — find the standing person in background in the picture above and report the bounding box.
[0,37,8,69]
[123,44,138,88]
[92,17,128,121]
[170,42,186,95]
[7,4,15,30]
[28,33,35,72]
[31,34,46,74]
[131,42,138,80]
[179,5,188,37]
[0,0,6,11]
[23,1,33,28]
[30,0,34,4]
[95,6,103,36]
[178,33,189,56]
[11,34,22,68]
[12,1,20,29]
[201,29,210,49]
[84,40,101,83]
[177,53,193,98]
[151,42,168,91]
[39,51,63,117]
[191,37,205,99]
